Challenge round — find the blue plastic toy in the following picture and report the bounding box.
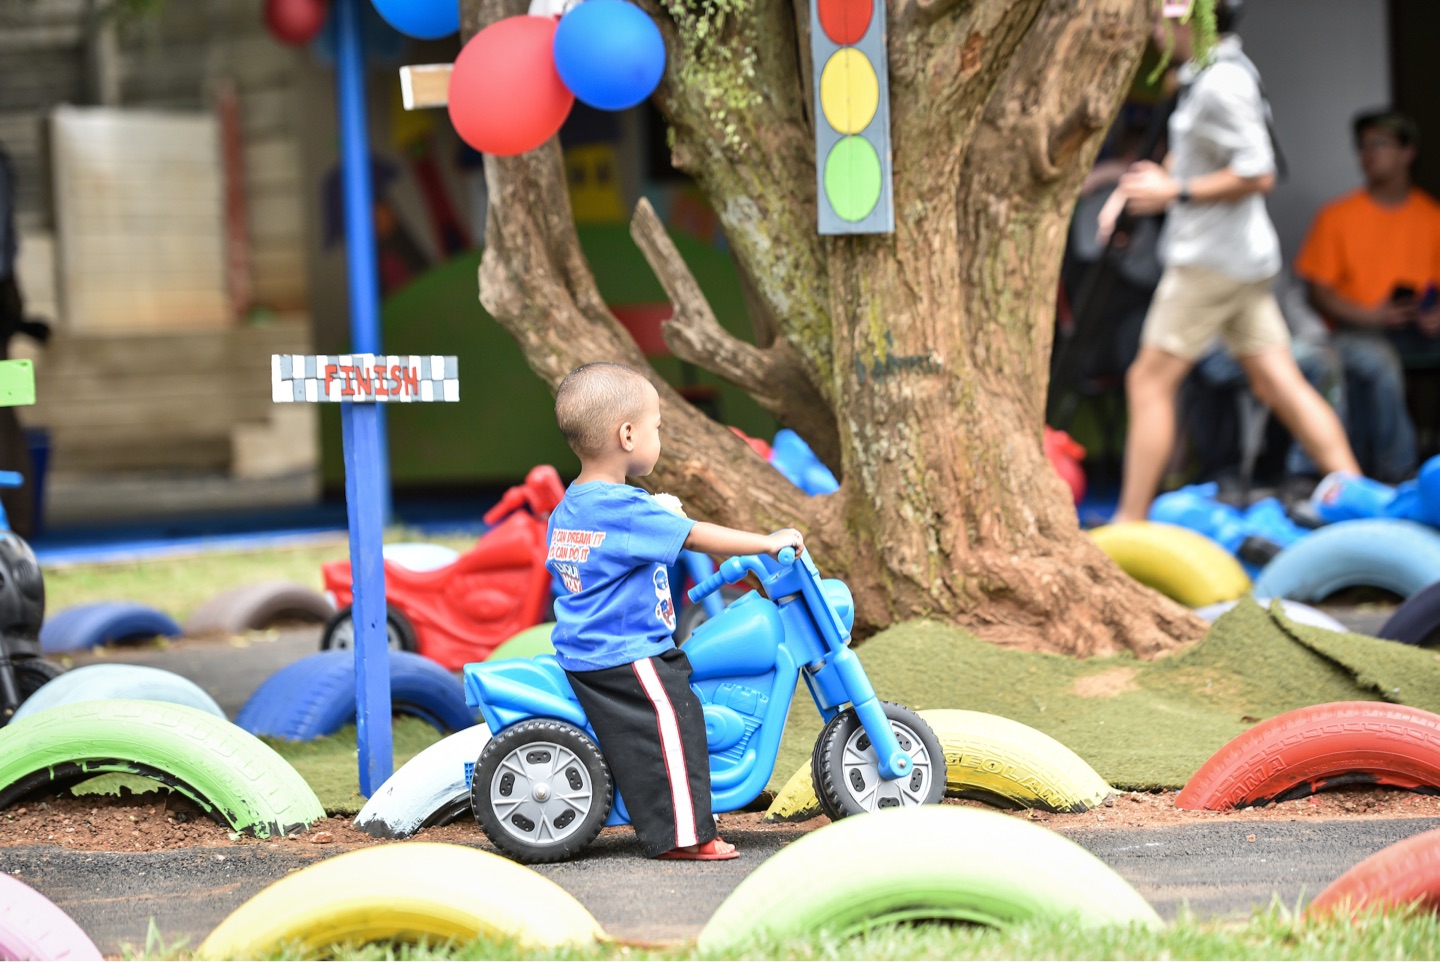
[1150,482,1307,573]
[1305,456,1440,528]
[1385,456,1440,528]
[770,428,839,496]
[461,547,945,863]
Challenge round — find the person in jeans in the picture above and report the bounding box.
[1098,1,1358,523]
[1294,109,1440,482]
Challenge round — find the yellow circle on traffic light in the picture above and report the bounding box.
[819,48,878,135]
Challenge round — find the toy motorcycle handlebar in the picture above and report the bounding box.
[687,547,795,604]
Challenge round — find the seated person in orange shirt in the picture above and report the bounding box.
[1294,109,1440,482]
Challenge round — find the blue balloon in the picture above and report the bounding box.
[553,0,666,111]
[371,0,458,40]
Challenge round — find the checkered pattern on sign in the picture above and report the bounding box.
[271,354,459,403]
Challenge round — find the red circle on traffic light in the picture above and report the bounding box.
[818,0,872,46]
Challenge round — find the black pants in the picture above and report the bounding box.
[565,647,716,857]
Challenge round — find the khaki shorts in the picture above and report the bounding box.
[1140,264,1291,361]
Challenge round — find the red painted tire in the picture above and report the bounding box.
[1176,702,1440,811]
[1306,826,1440,918]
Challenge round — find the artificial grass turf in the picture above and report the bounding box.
[771,597,1440,793]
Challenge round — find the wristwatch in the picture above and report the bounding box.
[1176,181,1193,205]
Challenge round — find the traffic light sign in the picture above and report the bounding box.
[810,0,894,235]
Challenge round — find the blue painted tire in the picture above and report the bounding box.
[237,650,474,741]
[1378,581,1440,648]
[40,602,181,654]
[12,664,225,723]
[1253,520,1440,602]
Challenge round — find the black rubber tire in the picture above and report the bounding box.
[3,657,63,727]
[319,604,418,654]
[470,718,612,864]
[1378,581,1440,648]
[183,581,334,637]
[811,701,946,821]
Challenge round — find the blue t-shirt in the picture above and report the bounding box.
[545,481,696,672]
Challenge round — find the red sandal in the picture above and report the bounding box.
[656,838,738,861]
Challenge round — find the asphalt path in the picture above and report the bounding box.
[7,817,1440,954]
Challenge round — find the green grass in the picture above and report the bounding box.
[125,905,1440,961]
[266,717,449,813]
[42,530,478,625]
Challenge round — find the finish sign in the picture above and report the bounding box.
[272,354,459,403]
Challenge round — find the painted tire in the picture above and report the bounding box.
[39,602,181,654]
[1194,598,1349,633]
[183,581,334,637]
[12,664,225,723]
[0,872,103,961]
[486,623,555,661]
[1305,825,1440,918]
[1378,581,1440,648]
[197,842,605,959]
[353,724,492,838]
[696,806,1160,954]
[0,700,324,838]
[768,708,1112,822]
[1253,519,1440,602]
[236,650,474,741]
[1091,522,1251,607]
[1176,702,1440,810]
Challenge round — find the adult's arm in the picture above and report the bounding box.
[1306,280,1408,329]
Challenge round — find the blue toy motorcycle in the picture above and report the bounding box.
[461,547,945,863]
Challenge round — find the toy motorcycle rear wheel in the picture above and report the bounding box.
[319,605,417,654]
[470,718,612,864]
[1,656,63,727]
[811,701,945,820]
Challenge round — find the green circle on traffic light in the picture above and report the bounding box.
[823,136,882,222]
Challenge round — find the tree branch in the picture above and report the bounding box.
[629,198,843,470]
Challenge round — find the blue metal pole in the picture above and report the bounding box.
[342,400,393,795]
[335,0,393,524]
[335,0,393,795]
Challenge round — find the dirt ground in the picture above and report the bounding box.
[5,785,1440,855]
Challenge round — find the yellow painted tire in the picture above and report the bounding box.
[198,842,604,959]
[766,709,1112,822]
[1090,521,1250,607]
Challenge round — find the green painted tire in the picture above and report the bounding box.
[0,700,324,838]
[485,622,555,661]
[697,806,1160,954]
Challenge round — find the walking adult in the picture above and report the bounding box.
[1099,0,1358,523]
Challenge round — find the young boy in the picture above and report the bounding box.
[546,361,804,860]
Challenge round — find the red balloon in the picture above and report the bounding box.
[265,0,329,46]
[448,16,574,157]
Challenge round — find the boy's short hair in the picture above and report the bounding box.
[1353,108,1420,149]
[555,362,654,457]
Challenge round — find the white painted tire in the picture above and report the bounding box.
[12,664,226,723]
[1194,598,1349,633]
[353,724,492,838]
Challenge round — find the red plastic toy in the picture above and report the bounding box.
[1043,427,1087,505]
[320,465,565,670]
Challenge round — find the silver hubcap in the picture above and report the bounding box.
[489,740,594,845]
[838,720,935,811]
[329,615,401,651]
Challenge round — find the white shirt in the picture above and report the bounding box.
[1160,36,1281,282]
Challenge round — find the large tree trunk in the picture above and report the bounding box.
[466,0,1207,658]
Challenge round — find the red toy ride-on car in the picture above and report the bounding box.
[320,465,565,670]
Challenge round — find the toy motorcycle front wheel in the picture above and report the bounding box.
[811,701,945,820]
[470,718,612,864]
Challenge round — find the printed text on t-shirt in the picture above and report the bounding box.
[548,528,607,563]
